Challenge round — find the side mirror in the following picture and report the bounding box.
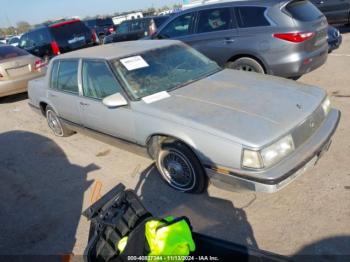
[102,93,128,108]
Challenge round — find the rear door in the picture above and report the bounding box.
[78,59,135,141]
[310,0,350,24]
[189,7,238,66]
[48,59,82,125]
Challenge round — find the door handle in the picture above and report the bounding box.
[80,102,90,106]
[225,38,235,44]
[317,1,324,4]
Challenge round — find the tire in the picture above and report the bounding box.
[155,140,207,194]
[98,35,105,44]
[226,57,265,74]
[45,106,74,137]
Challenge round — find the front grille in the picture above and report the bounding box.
[292,106,326,148]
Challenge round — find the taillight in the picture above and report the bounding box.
[34,59,47,71]
[108,27,115,33]
[273,32,315,43]
[51,41,60,55]
[91,30,98,43]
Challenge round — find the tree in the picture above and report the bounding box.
[16,21,31,34]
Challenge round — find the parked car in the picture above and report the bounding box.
[310,0,350,25]
[28,40,340,193]
[0,37,7,44]
[0,45,45,98]
[151,0,329,79]
[103,16,170,44]
[8,35,22,47]
[84,17,116,43]
[327,25,342,53]
[18,19,97,60]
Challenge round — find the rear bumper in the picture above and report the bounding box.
[206,109,341,193]
[269,44,328,78]
[0,72,44,98]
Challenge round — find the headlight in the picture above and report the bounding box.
[322,97,331,116]
[261,135,295,168]
[242,135,295,169]
[242,149,263,169]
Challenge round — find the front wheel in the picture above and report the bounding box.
[155,141,207,194]
[226,57,265,74]
[46,106,73,137]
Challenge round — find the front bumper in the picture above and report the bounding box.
[206,109,341,193]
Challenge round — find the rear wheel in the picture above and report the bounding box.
[46,106,73,137]
[155,140,207,194]
[226,57,265,74]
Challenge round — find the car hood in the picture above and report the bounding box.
[133,69,326,147]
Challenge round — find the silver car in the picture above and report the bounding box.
[28,40,340,193]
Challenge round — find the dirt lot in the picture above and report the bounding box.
[0,29,349,260]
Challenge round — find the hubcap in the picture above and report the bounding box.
[235,64,255,72]
[160,149,195,189]
[47,110,63,136]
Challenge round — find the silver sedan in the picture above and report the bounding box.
[28,40,340,193]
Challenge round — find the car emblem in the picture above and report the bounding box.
[296,104,302,110]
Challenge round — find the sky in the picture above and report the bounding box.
[0,0,182,28]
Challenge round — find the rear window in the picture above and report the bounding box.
[96,18,114,26]
[286,0,323,21]
[50,21,90,43]
[235,7,270,28]
[0,46,28,61]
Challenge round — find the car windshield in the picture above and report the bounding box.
[111,44,220,100]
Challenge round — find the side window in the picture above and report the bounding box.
[197,8,231,33]
[130,20,143,31]
[19,34,28,48]
[57,60,79,94]
[159,13,194,38]
[50,60,60,89]
[235,7,270,28]
[118,22,129,33]
[82,60,122,100]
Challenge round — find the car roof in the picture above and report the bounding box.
[54,40,181,60]
[181,0,281,11]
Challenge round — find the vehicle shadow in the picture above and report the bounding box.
[0,93,28,104]
[0,131,97,258]
[291,236,350,262]
[134,164,258,249]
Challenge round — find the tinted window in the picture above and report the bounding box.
[118,22,129,33]
[96,18,114,26]
[236,7,270,28]
[19,29,51,48]
[57,60,79,93]
[159,13,194,38]
[82,60,122,99]
[50,22,90,44]
[50,60,59,89]
[153,16,170,27]
[9,37,20,45]
[286,0,323,21]
[0,46,28,61]
[130,20,144,32]
[197,8,231,33]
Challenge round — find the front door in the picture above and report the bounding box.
[78,59,135,142]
